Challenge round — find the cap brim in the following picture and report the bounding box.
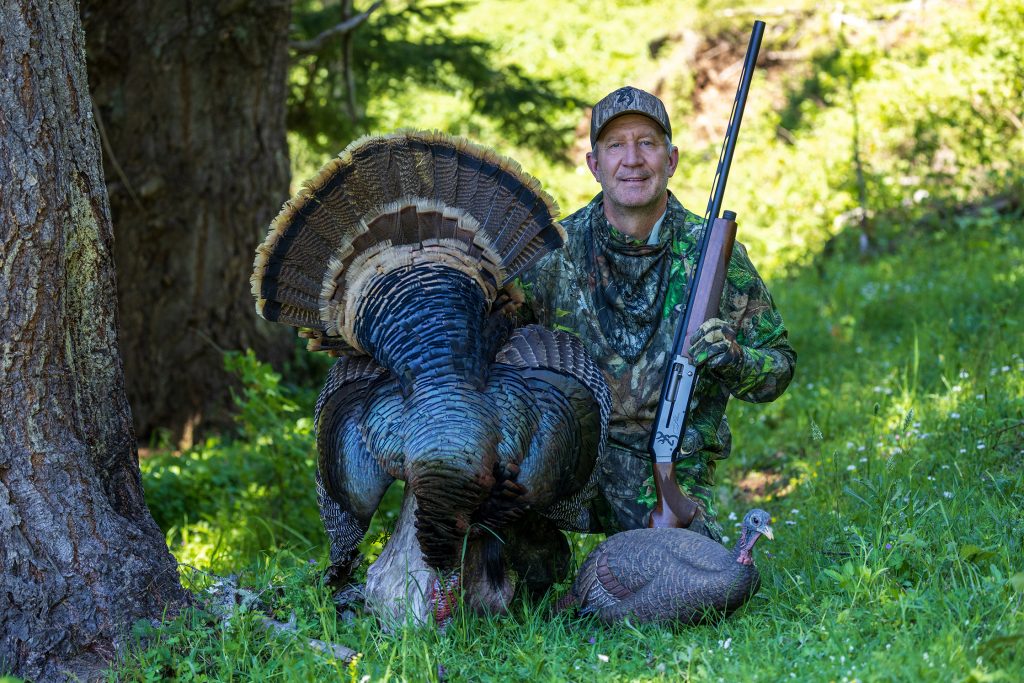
[592,111,671,145]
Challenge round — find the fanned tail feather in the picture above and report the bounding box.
[251,131,565,354]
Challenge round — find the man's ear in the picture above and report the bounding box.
[667,145,679,178]
[586,150,601,182]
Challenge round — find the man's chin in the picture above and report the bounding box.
[609,190,659,210]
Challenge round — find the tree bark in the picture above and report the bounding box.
[81,0,293,447]
[0,1,186,679]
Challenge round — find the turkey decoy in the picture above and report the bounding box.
[250,131,611,615]
[562,508,773,624]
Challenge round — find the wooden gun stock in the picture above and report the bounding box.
[650,461,699,527]
[684,214,738,357]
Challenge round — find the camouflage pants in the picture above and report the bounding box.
[593,435,723,542]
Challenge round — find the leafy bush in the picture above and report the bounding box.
[142,350,325,571]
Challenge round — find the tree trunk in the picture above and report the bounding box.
[0,1,186,679]
[81,0,293,447]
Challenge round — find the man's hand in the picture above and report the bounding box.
[688,317,744,377]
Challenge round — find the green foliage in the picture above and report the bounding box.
[288,0,584,164]
[673,0,1024,274]
[142,350,324,571]
[126,1,1024,680]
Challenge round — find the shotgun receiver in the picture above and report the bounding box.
[648,20,765,529]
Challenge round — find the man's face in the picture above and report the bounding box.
[586,114,679,215]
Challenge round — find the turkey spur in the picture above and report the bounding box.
[251,131,611,604]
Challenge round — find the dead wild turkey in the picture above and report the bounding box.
[563,508,773,624]
[250,131,610,616]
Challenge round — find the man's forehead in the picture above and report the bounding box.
[598,114,665,140]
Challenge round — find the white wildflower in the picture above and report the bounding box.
[721,536,730,544]
[952,385,962,393]
[857,445,866,452]
[846,464,856,471]
[790,509,800,515]
[959,370,969,379]
[728,511,738,521]
[785,520,797,526]
[975,394,984,400]
[959,448,967,454]
[949,412,960,419]
[1002,365,1011,372]
[859,457,868,463]
[943,491,953,499]
[597,653,609,663]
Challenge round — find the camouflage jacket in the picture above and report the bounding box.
[519,192,795,513]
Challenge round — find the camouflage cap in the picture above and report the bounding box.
[590,86,672,147]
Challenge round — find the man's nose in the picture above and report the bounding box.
[622,142,642,165]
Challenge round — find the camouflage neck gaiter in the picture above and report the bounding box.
[586,196,672,364]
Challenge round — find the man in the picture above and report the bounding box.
[520,86,795,540]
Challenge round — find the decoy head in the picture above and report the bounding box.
[736,508,774,566]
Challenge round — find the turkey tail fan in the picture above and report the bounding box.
[251,131,565,354]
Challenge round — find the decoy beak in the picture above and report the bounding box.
[760,525,774,541]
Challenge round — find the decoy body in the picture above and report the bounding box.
[564,509,773,624]
[250,132,610,612]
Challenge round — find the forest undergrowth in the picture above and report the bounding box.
[103,1,1024,680]
[121,197,1024,683]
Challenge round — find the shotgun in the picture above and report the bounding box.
[648,20,766,529]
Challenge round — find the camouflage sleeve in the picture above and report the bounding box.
[718,242,796,403]
[513,250,559,329]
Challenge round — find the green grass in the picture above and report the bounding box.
[115,200,1024,682]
